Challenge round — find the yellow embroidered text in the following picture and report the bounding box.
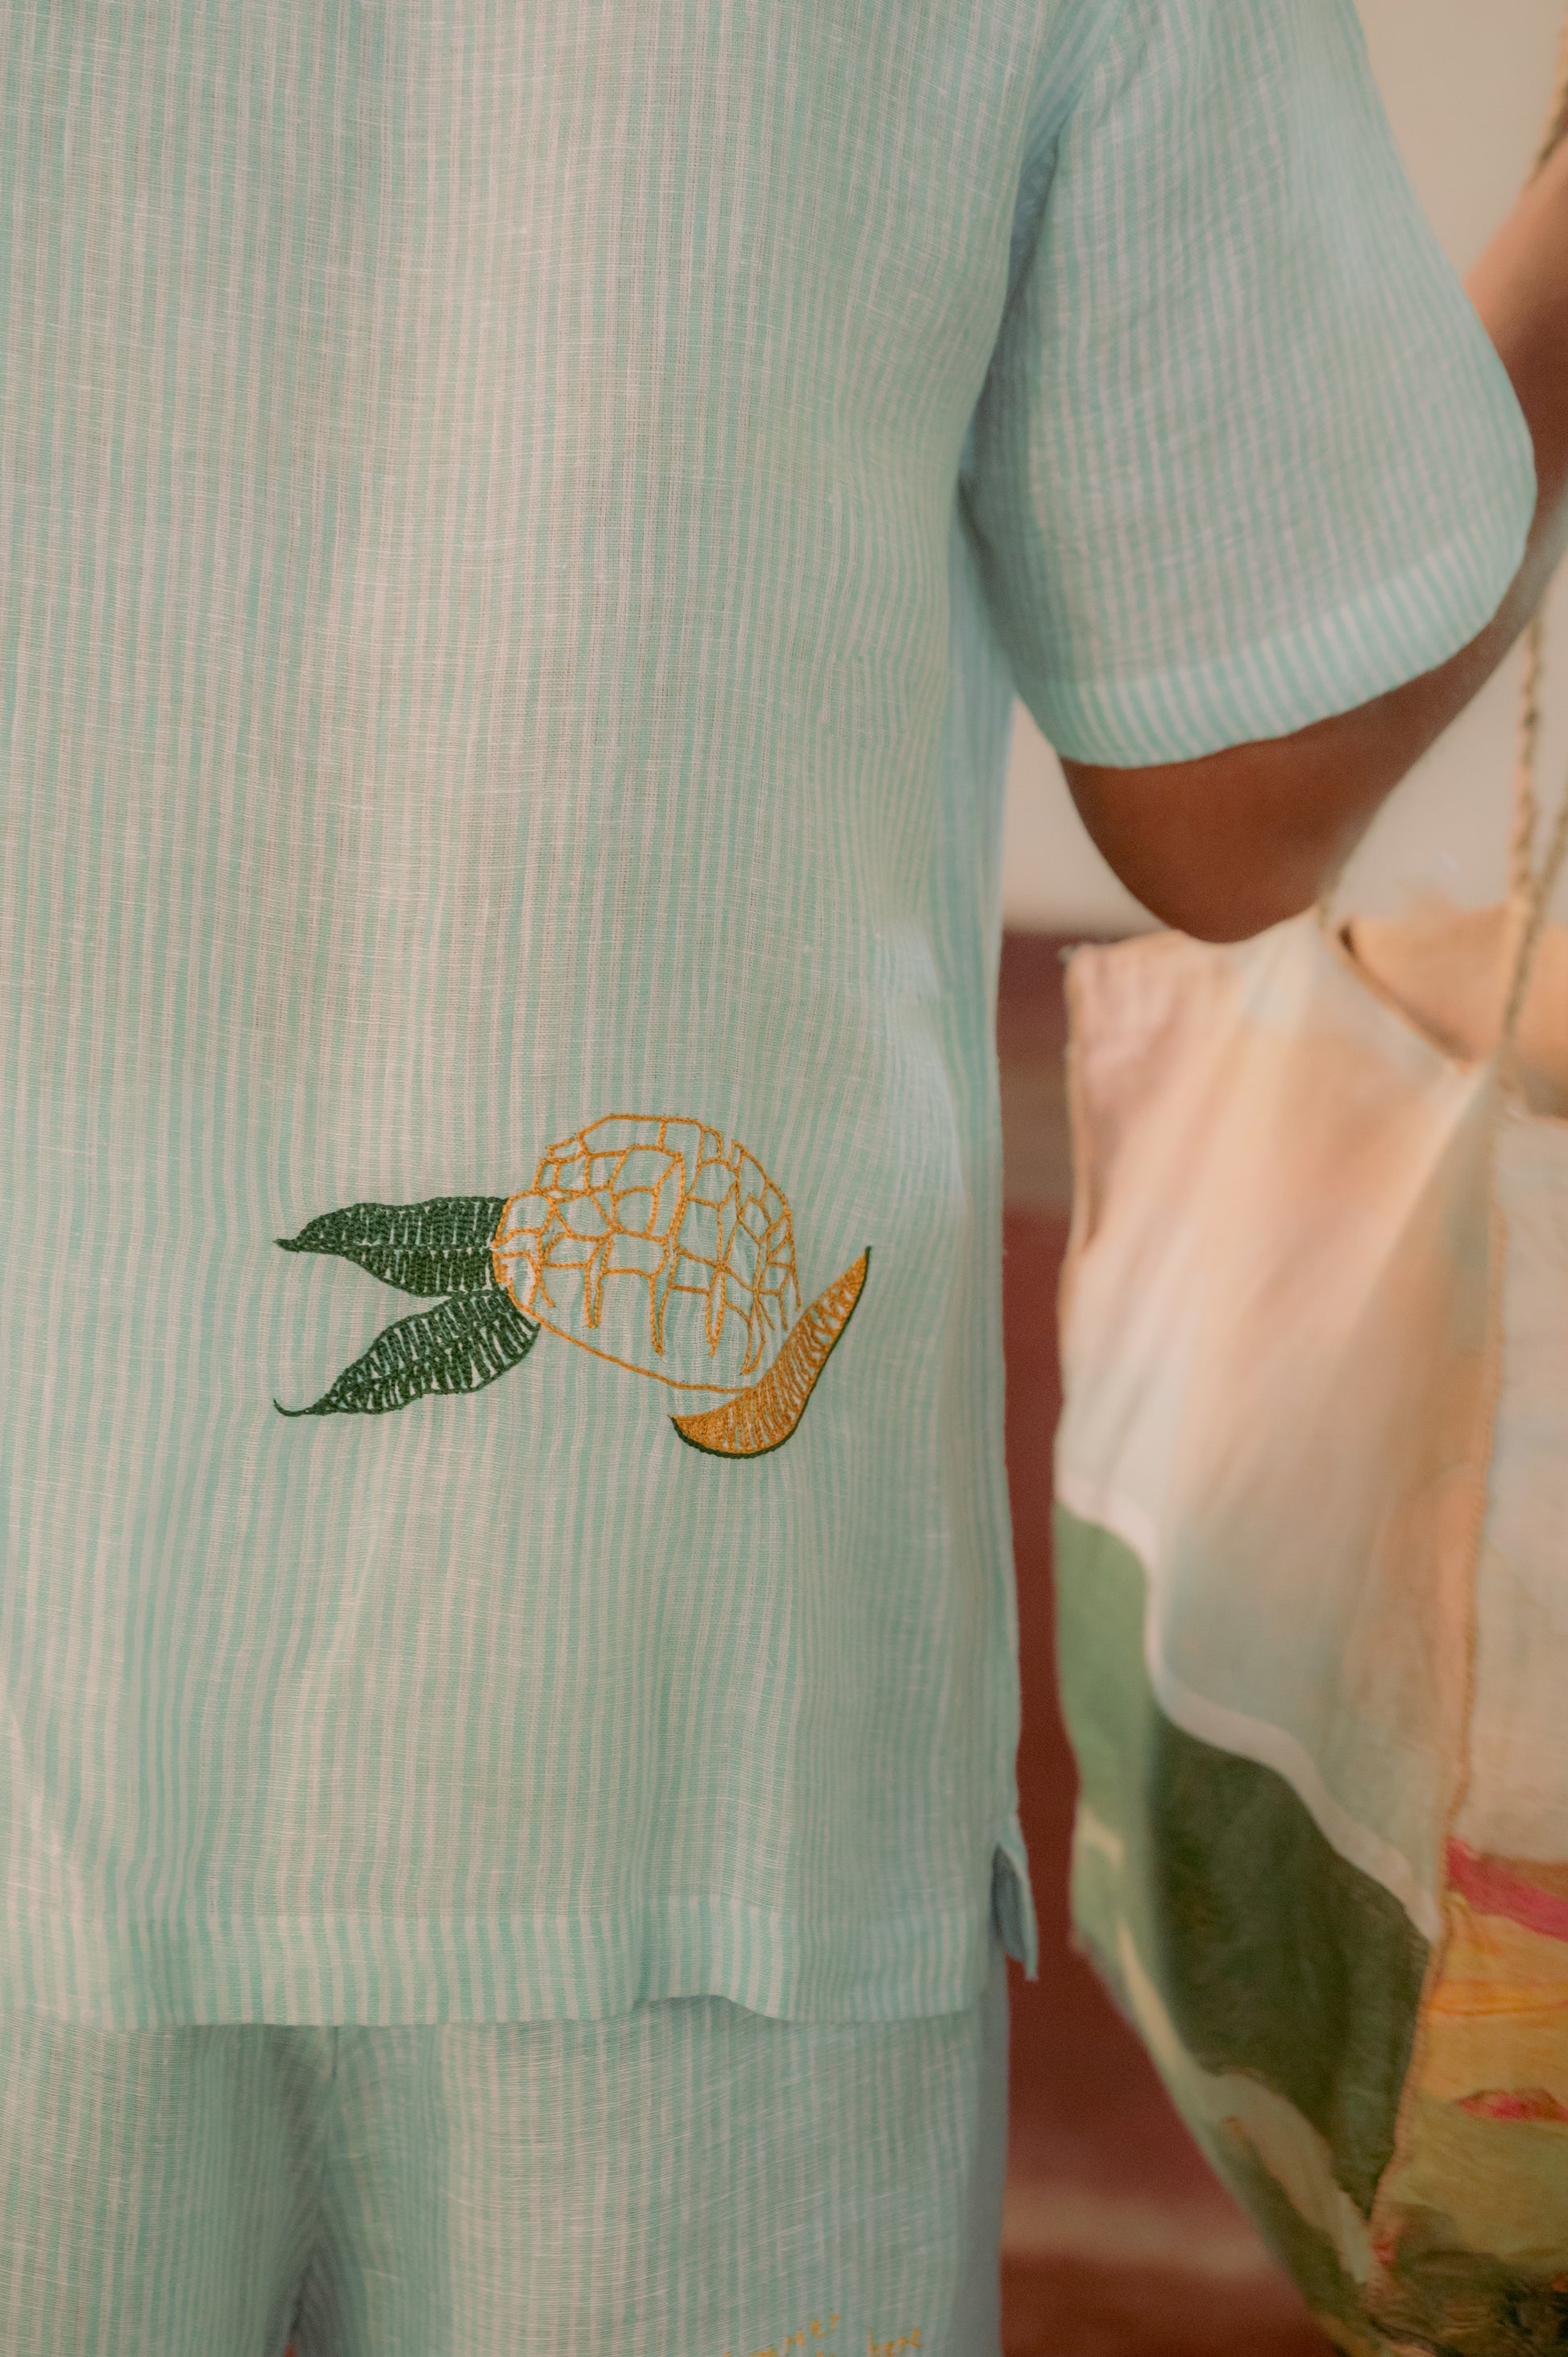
[721,2314,922,2357]
[722,2314,844,2357]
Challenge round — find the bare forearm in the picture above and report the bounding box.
[1064,133,1568,944]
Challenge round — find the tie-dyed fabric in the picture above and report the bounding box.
[1055,910,1568,2355]
[0,0,1535,2030]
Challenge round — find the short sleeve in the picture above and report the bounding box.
[960,0,1538,769]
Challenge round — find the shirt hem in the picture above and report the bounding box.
[0,1883,1023,2029]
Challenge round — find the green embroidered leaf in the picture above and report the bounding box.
[276,1289,541,1418]
[277,1196,509,1295]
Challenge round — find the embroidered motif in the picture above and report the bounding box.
[720,2317,922,2357]
[723,2315,844,2357]
[275,1116,869,1457]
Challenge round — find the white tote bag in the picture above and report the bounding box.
[1052,31,1568,2352]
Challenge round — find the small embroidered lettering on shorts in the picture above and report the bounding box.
[721,2317,922,2357]
[724,2314,844,2357]
[275,1115,869,1459]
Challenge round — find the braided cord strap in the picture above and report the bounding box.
[1486,8,1568,1073]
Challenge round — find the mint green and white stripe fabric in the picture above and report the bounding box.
[0,0,1536,2030]
[963,0,1537,766]
[0,1932,1008,2357]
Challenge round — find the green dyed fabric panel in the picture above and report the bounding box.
[1053,1505,1428,2217]
[1148,1712,1428,2215]
[1214,2128,1371,2345]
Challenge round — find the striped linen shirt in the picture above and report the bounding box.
[0,0,1535,2026]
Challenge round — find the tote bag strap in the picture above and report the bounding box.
[1499,6,1568,1076]
[1498,609,1565,1076]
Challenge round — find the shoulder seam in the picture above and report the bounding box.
[1000,0,1128,318]
[1041,0,1126,153]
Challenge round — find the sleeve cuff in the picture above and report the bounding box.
[1027,432,1536,770]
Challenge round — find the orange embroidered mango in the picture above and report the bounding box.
[276,1114,870,1457]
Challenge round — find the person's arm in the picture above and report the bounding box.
[1060,131,1568,945]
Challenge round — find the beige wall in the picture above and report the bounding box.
[1002,0,1568,933]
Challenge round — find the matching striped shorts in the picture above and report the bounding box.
[0,1930,1008,2357]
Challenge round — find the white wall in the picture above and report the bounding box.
[1001,0,1568,934]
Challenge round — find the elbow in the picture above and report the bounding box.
[1058,748,1361,945]
[1140,866,1328,944]
[1089,832,1338,945]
